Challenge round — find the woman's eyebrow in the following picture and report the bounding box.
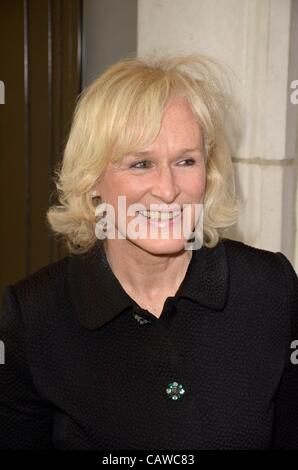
[130,147,204,158]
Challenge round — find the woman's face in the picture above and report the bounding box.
[96,96,206,255]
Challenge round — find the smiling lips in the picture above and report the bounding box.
[138,209,182,221]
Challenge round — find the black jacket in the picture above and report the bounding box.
[0,238,298,449]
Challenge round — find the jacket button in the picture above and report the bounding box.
[133,312,151,325]
[166,381,185,400]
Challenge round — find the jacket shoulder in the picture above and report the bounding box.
[221,237,297,290]
[4,256,70,330]
[222,237,278,257]
[12,256,69,298]
[222,237,284,264]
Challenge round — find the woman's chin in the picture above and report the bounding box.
[128,237,190,256]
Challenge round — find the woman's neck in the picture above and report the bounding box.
[102,239,193,304]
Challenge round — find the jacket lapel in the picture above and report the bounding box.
[68,239,229,330]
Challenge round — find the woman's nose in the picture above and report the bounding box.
[150,166,181,202]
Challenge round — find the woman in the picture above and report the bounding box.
[0,54,297,450]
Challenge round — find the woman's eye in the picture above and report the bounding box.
[130,160,152,169]
[178,158,196,166]
[129,158,197,170]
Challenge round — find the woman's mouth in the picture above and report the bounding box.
[136,209,184,229]
[137,209,182,221]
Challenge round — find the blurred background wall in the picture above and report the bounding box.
[0,0,82,298]
[1,0,297,295]
[82,0,137,87]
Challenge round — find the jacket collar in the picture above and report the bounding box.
[68,239,229,330]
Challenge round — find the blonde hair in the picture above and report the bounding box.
[46,53,240,254]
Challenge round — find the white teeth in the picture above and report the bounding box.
[138,210,181,220]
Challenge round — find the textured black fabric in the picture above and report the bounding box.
[0,238,297,449]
